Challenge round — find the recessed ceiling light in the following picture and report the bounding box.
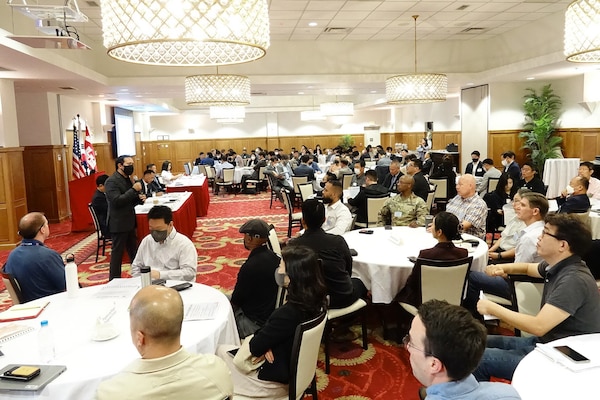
[98,94,105,97]
[526,77,535,80]
[370,90,377,93]
[135,95,143,98]
[308,22,317,27]
[120,88,129,92]
[298,91,305,95]
[466,82,474,85]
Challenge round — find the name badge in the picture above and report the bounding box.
[394,211,403,218]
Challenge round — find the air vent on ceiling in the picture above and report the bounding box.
[86,1,99,6]
[251,92,267,96]
[459,27,486,34]
[323,27,353,34]
[457,5,469,11]
[59,86,77,90]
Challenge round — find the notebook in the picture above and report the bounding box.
[0,302,49,322]
[0,365,66,392]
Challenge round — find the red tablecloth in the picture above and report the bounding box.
[68,171,106,232]
[135,192,196,243]
[166,176,210,217]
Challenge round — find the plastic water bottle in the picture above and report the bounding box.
[38,320,55,363]
[140,266,151,288]
[65,254,79,297]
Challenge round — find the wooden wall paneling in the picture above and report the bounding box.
[94,143,114,174]
[379,133,396,150]
[488,130,526,166]
[53,146,69,221]
[266,138,279,151]
[156,143,173,164]
[171,140,196,171]
[0,148,27,249]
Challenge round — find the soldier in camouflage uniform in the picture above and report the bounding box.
[377,175,428,227]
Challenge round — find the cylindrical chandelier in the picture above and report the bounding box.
[185,75,251,106]
[564,0,600,62]
[100,0,270,66]
[320,102,354,117]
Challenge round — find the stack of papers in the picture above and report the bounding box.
[184,303,220,321]
[94,278,141,298]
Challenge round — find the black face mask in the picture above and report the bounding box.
[123,165,134,176]
[472,158,479,163]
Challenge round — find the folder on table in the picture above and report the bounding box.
[0,301,49,322]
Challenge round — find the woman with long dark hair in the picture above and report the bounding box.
[484,173,516,232]
[218,246,327,397]
[160,160,182,184]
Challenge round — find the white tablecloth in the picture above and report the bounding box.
[342,226,488,303]
[135,191,191,214]
[512,334,600,399]
[546,198,600,239]
[0,281,239,400]
[234,166,253,183]
[543,158,579,198]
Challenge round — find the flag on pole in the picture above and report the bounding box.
[84,126,97,172]
[72,122,86,179]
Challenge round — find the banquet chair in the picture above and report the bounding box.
[88,203,112,262]
[204,166,216,192]
[487,177,500,193]
[265,174,279,208]
[323,298,368,374]
[425,187,436,214]
[267,224,282,257]
[215,168,235,196]
[282,189,302,237]
[234,311,327,400]
[1,265,24,305]
[354,195,389,228]
[341,174,353,190]
[245,166,266,193]
[291,175,308,207]
[428,178,448,210]
[197,164,207,176]
[298,182,314,203]
[508,275,544,337]
[398,257,473,316]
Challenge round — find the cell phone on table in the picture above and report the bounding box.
[359,229,374,234]
[227,348,239,357]
[554,345,590,363]
[384,225,392,230]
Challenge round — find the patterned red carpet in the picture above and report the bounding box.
[1,193,422,399]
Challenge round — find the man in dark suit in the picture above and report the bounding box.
[105,155,145,280]
[381,159,403,193]
[140,169,163,197]
[501,151,520,183]
[406,159,429,201]
[465,150,485,177]
[147,163,166,190]
[292,154,315,181]
[241,151,267,191]
[347,170,388,224]
[91,174,110,237]
[557,176,591,213]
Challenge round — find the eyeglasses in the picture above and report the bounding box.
[402,334,435,357]
[541,230,563,241]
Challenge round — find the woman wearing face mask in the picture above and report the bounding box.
[218,246,327,398]
[160,160,183,184]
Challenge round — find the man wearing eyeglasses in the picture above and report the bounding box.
[475,213,600,382]
[406,300,520,400]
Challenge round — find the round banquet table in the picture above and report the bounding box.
[342,226,488,303]
[0,281,239,400]
[234,166,254,184]
[512,333,600,399]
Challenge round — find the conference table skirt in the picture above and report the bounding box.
[136,192,196,242]
[342,226,488,303]
[0,281,239,400]
[167,181,210,217]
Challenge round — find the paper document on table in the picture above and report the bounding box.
[184,303,220,321]
[94,278,141,298]
[535,343,600,372]
[479,291,499,321]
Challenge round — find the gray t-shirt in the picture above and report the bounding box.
[538,255,600,343]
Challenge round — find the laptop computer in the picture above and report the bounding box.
[0,364,67,392]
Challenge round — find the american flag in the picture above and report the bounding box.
[84,126,97,172]
[72,123,86,179]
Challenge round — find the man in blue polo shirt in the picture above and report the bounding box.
[4,212,65,302]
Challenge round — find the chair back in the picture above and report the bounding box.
[88,203,103,238]
[243,158,251,167]
[281,189,294,215]
[258,166,267,181]
[366,196,389,227]
[298,182,314,203]
[487,177,500,193]
[428,178,448,200]
[342,174,353,190]
[425,188,436,213]
[197,164,207,176]
[1,265,24,305]
[267,225,282,257]
[509,275,544,337]
[570,211,591,230]
[365,161,376,169]
[291,176,308,193]
[204,166,215,179]
[289,311,327,400]
[222,168,235,183]
[419,257,473,305]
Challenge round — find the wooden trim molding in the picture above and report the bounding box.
[0,147,27,249]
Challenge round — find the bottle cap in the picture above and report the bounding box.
[140,266,151,273]
[41,320,48,327]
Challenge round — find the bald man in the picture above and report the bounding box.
[3,212,66,302]
[557,176,591,214]
[96,286,233,400]
[377,175,428,227]
[446,174,488,239]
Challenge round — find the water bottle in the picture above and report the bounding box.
[65,254,79,297]
[38,320,55,363]
[140,266,151,287]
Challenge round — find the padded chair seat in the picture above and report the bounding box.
[328,298,367,320]
[292,212,302,220]
[484,293,512,306]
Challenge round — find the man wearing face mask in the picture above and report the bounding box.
[105,155,145,280]
[230,219,280,339]
[465,150,485,177]
[130,205,197,282]
[501,151,520,183]
[352,160,366,187]
[557,176,591,214]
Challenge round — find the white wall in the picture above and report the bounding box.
[461,85,489,171]
[395,97,461,133]
[16,92,54,146]
[0,79,19,148]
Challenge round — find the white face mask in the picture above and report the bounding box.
[354,168,361,175]
[566,185,575,195]
[501,159,508,167]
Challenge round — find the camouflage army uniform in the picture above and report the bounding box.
[377,193,428,226]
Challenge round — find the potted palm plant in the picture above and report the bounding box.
[519,84,563,176]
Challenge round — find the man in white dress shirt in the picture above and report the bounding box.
[579,161,600,200]
[321,180,352,235]
[131,205,197,281]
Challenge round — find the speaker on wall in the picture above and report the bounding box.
[425,121,434,132]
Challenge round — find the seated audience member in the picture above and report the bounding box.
[400,153,417,175]
[446,174,488,239]
[348,170,388,224]
[217,246,327,398]
[231,219,280,339]
[3,212,66,302]
[474,213,600,381]
[289,199,366,308]
[406,159,429,201]
[130,206,197,281]
[557,176,591,213]
[91,174,110,236]
[381,159,403,193]
[407,300,521,400]
[501,151,520,183]
[308,157,322,173]
[483,173,516,233]
[160,160,183,184]
[336,158,353,179]
[241,151,267,190]
[140,169,160,197]
[147,163,166,190]
[352,160,366,187]
[264,156,293,201]
[487,189,530,262]
[464,192,548,315]
[517,162,545,194]
[194,152,204,165]
[579,161,600,200]
[395,212,467,307]
[430,154,457,198]
[477,159,502,196]
[377,149,392,168]
[292,154,316,182]
[214,156,234,179]
[321,180,353,235]
[421,151,433,175]
[96,285,233,400]
[231,150,243,167]
[200,152,215,166]
[377,175,428,228]
[465,150,485,177]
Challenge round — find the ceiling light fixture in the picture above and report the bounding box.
[320,99,354,117]
[185,73,251,106]
[100,0,270,66]
[385,15,447,104]
[301,96,326,121]
[564,0,600,62]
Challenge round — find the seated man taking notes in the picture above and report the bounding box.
[131,206,197,281]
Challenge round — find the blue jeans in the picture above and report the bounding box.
[464,271,511,315]
[473,335,539,381]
